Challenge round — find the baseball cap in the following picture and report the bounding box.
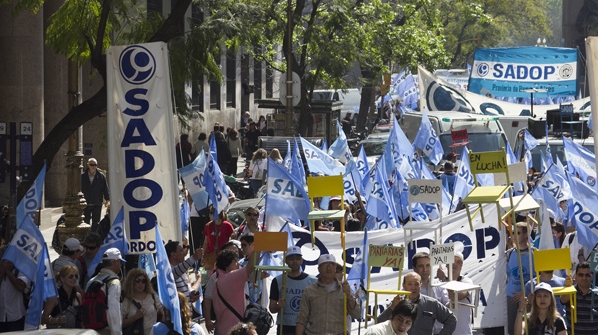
[330,196,341,201]
[229,240,242,249]
[535,282,553,294]
[64,238,84,252]
[87,158,97,165]
[454,251,464,260]
[287,246,302,257]
[103,248,127,262]
[318,254,337,266]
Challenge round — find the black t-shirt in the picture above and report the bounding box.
[246,130,260,147]
[526,315,566,335]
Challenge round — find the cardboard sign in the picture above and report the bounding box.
[430,243,455,265]
[469,151,507,174]
[368,244,405,269]
[407,179,443,204]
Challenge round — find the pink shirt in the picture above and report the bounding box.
[213,268,249,334]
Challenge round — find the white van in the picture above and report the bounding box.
[313,88,361,121]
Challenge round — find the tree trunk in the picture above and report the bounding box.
[357,69,376,133]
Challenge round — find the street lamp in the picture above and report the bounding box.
[536,38,547,47]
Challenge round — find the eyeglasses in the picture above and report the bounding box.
[246,213,259,217]
[85,245,98,250]
[135,278,147,284]
[88,164,97,167]
[182,245,189,249]
[68,274,79,279]
[578,273,592,278]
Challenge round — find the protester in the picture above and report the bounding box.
[232,207,264,240]
[440,161,456,196]
[269,246,317,335]
[436,251,474,335]
[378,272,456,335]
[412,251,450,305]
[296,254,360,335]
[248,149,268,195]
[257,115,267,134]
[524,270,566,318]
[506,222,534,335]
[81,157,110,227]
[176,134,193,169]
[202,207,234,270]
[215,132,232,174]
[122,268,163,335]
[76,232,103,288]
[226,129,243,176]
[229,322,258,335]
[53,237,85,295]
[515,283,566,335]
[269,148,283,164]
[213,248,256,335]
[86,248,125,335]
[560,262,598,334]
[552,222,566,248]
[0,258,30,332]
[364,300,418,335]
[166,241,204,308]
[42,265,82,329]
[244,123,260,158]
[151,291,205,335]
[191,133,210,159]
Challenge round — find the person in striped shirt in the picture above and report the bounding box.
[560,262,598,335]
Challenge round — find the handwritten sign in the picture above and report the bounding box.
[368,244,405,269]
[469,151,507,174]
[430,243,455,265]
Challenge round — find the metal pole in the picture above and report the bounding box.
[285,0,294,136]
[585,38,598,182]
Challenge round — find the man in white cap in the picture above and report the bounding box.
[296,254,360,335]
[52,237,84,290]
[269,246,317,335]
[436,251,474,335]
[81,157,110,228]
[86,247,126,335]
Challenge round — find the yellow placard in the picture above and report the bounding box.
[468,151,507,174]
[368,245,405,269]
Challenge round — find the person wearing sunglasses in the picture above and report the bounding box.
[81,157,110,228]
[122,269,163,335]
[232,207,265,240]
[75,232,103,288]
[560,262,598,335]
[53,237,86,296]
[42,265,82,329]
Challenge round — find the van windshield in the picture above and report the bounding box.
[439,133,507,156]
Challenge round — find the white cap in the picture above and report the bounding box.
[318,254,337,266]
[229,240,242,249]
[64,238,84,252]
[454,251,464,260]
[287,246,302,257]
[330,196,341,201]
[103,248,126,262]
[535,282,553,294]
[87,158,97,165]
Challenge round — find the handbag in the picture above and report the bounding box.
[123,299,145,335]
[216,282,273,335]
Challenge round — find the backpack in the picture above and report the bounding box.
[81,276,118,329]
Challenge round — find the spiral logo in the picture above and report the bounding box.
[559,64,573,79]
[119,45,156,85]
[477,63,490,77]
[409,185,420,196]
[289,295,302,312]
[588,176,596,187]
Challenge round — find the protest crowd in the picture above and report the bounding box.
[2,107,598,335]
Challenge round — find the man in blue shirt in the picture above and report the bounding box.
[440,161,456,196]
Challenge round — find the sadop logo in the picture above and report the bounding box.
[119,45,156,85]
[559,64,574,80]
[409,185,420,196]
[477,63,490,77]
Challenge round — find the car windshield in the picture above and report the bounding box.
[530,143,595,171]
[361,140,387,156]
[439,133,507,156]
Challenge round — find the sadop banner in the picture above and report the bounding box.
[418,66,591,119]
[107,42,181,254]
[271,204,507,331]
[469,47,577,98]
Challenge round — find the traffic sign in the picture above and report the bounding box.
[279,71,301,107]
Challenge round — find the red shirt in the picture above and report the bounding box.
[203,221,234,253]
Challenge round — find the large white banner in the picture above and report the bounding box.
[274,204,507,330]
[107,42,181,254]
[419,66,591,119]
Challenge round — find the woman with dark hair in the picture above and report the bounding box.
[514,283,566,335]
[42,265,82,329]
[202,207,234,270]
[227,129,243,176]
[215,132,232,173]
[122,268,163,335]
[151,292,205,335]
[552,222,566,247]
[258,115,267,134]
[191,133,209,159]
[176,134,193,168]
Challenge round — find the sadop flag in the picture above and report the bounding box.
[384,115,413,176]
[266,158,311,222]
[24,244,57,330]
[346,229,368,295]
[320,137,328,151]
[2,215,46,280]
[180,197,190,234]
[328,120,353,163]
[300,137,344,176]
[155,224,183,335]
[523,129,539,170]
[203,139,229,215]
[451,146,476,213]
[280,221,296,248]
[17,161,47,228]
[139,253,156,279]
[563,136,597,189]
[365,163,398,229]
[413,111,443,164]
[566,173,598,250]
[179,149,210,210]
[88,207,128,277]
[292,137,306,184]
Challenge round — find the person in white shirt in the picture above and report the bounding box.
[0,258,30,332]
[436,251,474,335]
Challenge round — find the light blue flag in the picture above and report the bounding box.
[2,215,45,280]
[180,197,190,234]
[357,145,370,180]
[320,137,328,151]
[328,120,353,163]
[300,137,344,176]
[24,244,58,330]
[566,173,598,250]
[545,123,554,167]
[451,146,475,213]
[346,159,364,197]
[531,180,566,223]
[346,229,368,295]
[87,207,128,277]
[562,136,597,188]
[283,140,292,172]
[139,253,156,279]
[292,137,307,184]
[391,171,410,220]
[259,251,284,278]
[506,141,518,165]
[280,221,296,248]
[179,149,210,211]
[266,158,311,222]
[413,111,443,165]
[155,225,183,335]
[365,163,398,229]
[523,129,539,170]
[203,140,229,215]
[17,161,47,228]
[534,163,572,203]
[384,115,413,176]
